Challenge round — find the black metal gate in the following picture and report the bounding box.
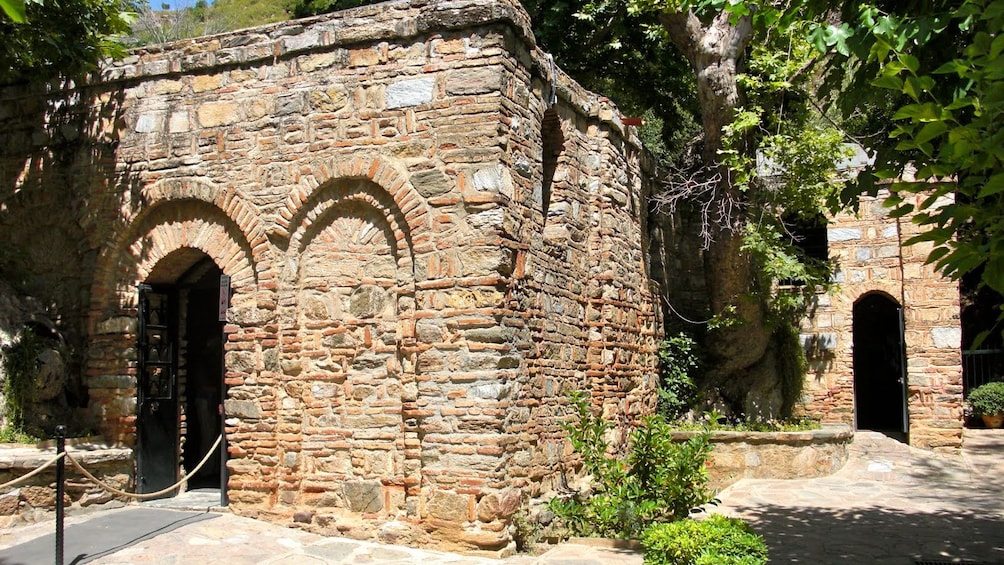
[136,284,179,497]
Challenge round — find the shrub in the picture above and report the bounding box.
[657,333,701,419]
[548,391,713,539]
[641,515,768,565]
[967,381,1004,417]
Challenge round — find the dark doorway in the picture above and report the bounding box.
[853,293,908,434]
[137,254,226,497]
[181,262,224,489]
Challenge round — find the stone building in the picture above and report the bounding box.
[0,0,659,550]
[798,188,965,452]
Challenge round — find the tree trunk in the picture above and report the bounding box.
[659,9,781,417]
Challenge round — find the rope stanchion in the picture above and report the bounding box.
[0,452,65,491]
[56,424,66,565]
[65,433,223,500]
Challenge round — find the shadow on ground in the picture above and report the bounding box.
[738,504,1004,564]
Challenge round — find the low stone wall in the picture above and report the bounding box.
[674,425,854,491]
[0,439,133,527]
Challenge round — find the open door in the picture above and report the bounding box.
[853,293,909,435]
[137,285,180,496]
[136,255,228,500]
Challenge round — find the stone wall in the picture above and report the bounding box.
[0,0,659,551]
[0,442,133,527]
[798,188,963,451]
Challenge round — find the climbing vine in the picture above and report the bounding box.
[1,328,46,431]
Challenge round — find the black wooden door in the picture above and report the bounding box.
[137,284,179,496]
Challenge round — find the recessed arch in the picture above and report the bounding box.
[540,107,565,224]
[272,155,431,260]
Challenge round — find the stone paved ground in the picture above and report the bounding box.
[713,430,1004,564]
[2,430,1001,564]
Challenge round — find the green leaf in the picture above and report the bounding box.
[892,103,943,122]
[915,121,949,145]
[899,53,920,74]
[872,75,904,90]
[889,203,915,218]
[978,173,1004,197]
[933,60,968,75]
[0,0,25,22]
[925,246,951,265]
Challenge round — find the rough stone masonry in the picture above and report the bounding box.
[0,0,660,551]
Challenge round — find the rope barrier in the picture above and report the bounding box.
[0,452,66,491]
[65,433,223,500]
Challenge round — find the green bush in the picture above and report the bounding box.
[657,333,700,419]
[641,515,768,565]
[967,381,1004,417]
[548,392,713,539]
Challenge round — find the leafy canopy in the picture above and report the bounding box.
[812,0,1004,300]
[0,0,134,84]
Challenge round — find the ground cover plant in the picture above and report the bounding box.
[641,514,768,565]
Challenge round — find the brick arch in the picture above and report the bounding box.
[124,178,276,284]
[273,155,432,261]
[288,184,410,266]
[132,217,255,289]
[89,200,260,323]
[853,289,902,308]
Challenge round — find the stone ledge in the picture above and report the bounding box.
[672,424,854,490]
[671,423,855,445]
[0,441,134,526]
[0,439,132,470]
[100,0,533,83]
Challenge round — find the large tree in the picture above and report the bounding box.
[577,0,846,417]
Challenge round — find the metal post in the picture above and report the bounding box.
[219,275,229,508]
[55,424,66,565]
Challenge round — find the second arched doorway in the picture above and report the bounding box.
[853,292,908,436]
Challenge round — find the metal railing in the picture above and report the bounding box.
[962,348,1004,394]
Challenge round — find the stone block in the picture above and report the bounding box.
[411,169,452,197]
[446,67,502,96]
[275,93,305,116]
[343,480,384,513]
[135,112,165,133]
[309,86,349,113]
[931,327,961,349]
[828,227,862,242]
[192,74,221,92]
[348,286,388,318]
[299,52,343,72]
[386,77,435,109]
[0,490,20,515]
[427,490,469,522]
[349,47,381,67]
[197,101,239,127]
[19,486,55,509]
[225,399,262,420]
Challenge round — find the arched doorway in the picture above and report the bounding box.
[137,252,227,496]
[853,292,908,435]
